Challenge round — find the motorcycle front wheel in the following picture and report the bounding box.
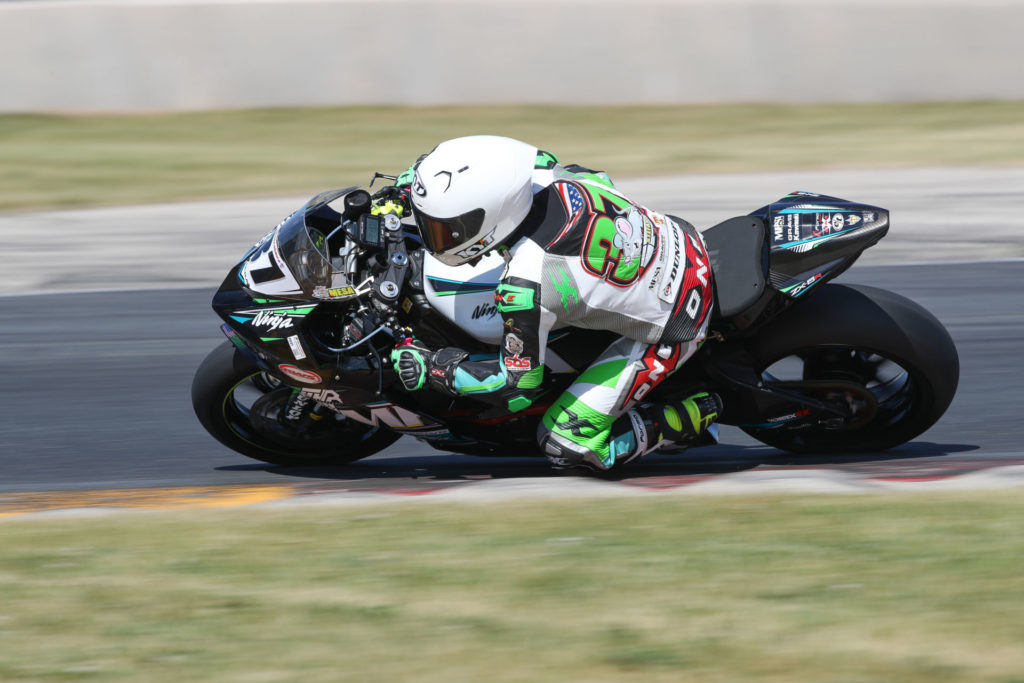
[191,341,401,466]
[740,284,959,454]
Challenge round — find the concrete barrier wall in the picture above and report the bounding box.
[2,0,1023,113]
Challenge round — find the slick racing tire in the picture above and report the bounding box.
[740,284,959,454]
[191,341,401,466]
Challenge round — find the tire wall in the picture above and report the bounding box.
[3,0,1023,113]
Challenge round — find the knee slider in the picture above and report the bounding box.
[536,425,607,471]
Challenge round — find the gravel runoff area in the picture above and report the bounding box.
[1,166,1021,296]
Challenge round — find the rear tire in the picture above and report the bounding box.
[740,284,959,453]
[191,341,401,466]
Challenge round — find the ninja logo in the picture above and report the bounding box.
[252,311,294,332]
[472,303,498,319]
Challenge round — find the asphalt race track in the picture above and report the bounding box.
[1,261,1021,502]
[1,167,1022,511]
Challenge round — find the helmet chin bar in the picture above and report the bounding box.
[452,228,497,262]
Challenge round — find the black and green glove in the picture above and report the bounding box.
[390,340,468,395]
[395,153,427,189]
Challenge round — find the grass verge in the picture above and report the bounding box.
[2,101,1024,211]
[1,490,1023,681]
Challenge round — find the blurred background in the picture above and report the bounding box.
[3,0,1023,276]
[4,0,1024,112]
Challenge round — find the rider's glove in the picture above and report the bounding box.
[390,339,467,396]
[395,165,416,189]
[395,154,427,189]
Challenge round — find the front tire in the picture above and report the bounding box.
[740,284,959,453]
[191,341,401,466]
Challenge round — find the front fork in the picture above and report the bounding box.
[281,388,331,427]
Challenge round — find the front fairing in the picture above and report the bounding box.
[213,265,381,393]
[421,250,505,344]
[212,187,389,405]
[236,188,364,302]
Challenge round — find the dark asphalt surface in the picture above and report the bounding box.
[0,261,1021,494]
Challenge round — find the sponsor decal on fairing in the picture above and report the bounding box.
[287,335,307,360]
[278,364,322,385]
[312,285,357,300]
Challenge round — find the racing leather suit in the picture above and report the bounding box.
[407,152,715,470]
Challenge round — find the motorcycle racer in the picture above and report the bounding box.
[390,135,721,471]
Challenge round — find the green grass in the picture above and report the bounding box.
[2,102,1024,211]
[2,491,1024,681]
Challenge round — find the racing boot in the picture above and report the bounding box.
[634,391,723,449]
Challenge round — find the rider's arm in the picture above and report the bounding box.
[449,270,555,413]
[392,175,573,413]
[446,186,578,413]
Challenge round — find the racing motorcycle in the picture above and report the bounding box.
[191,178,959,467]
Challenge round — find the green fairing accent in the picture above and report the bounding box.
[516,365,545,390]
[535,150,559,169]
[495,283,535,312]
[575,358,628,389]
[427,277,497,297]
[542,395,616,466]
[259,337,285,342]
[551,264,579,310]
[263,306,315,316]
[507,396,533,413]
[453,366,507,395]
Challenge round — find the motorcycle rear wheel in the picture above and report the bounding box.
[191,341,401,466]
[740,284,959,454]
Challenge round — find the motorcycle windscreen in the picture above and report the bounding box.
[241,188,360,300]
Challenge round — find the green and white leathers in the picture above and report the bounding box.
[399,138,717,470]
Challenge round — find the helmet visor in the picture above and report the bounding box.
[415,208,486,256]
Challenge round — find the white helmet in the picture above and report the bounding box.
[410,135,537,266]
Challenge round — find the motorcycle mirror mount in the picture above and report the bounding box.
[342,189,371,222]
